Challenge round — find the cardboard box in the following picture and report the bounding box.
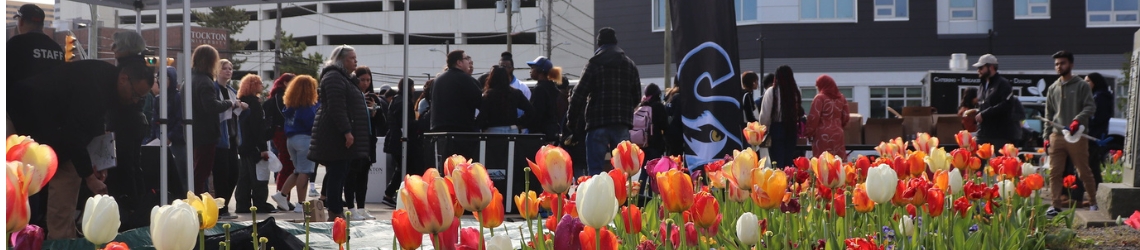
[864,118,904,144]
[845,114,864,145]
[901,107,936,140]
[934,115,964,142]
[848,102,859,114]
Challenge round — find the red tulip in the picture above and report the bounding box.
[906,204,917,218]
[1063,175,1077,189]
[853,184,875,213]
[443,154,470,177]
[611,141,645,176]
[453,162,494,212]
[890,155,910,180]
[903,178,930,205]
[967,157,982,172]
[690,191,721,230]
[950,148,971,170]
[1125,211,1140,230]
[621,205,642,235]
[399,173,456,234]
[476,187,504,229]
[392,210,424,250]
[579,226,619,250]
[457,227,479,250]
[793,156,810,171]
[608,168,628,205]
[332,217,347,250]
[1023,173,1045,190]
[6,135,57,195]
[925,187,945,217]
[811,152,845,189]
[7,162,32,234]
[834,190,847,217]
[952,196,971,218]
[528,145,574,194]
[1113,150,1124,164]
[912,132,939,154]
[854,155,871,181]
[1015,179,1033,198]
[102,242,129,250]
[436,219,461,250]
[956,130,977,153]
[743,122,768,147]
[999,143,1019,157]
[844,236,880,250]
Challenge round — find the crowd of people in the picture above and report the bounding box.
[5,2,1120,241]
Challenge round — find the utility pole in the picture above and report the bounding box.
[274,3,282,77]
[545,0,553,59]
[506,0,513,53]
[663,0,672,90]
[89,4,98,59]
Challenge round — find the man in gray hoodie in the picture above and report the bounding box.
[1044,50,1099,217]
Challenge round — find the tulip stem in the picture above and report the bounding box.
[479,213,487,250]
[594,226,601,250]
[199,229,206,250]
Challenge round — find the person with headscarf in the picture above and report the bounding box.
[958,88,980,132]
[805,75,850,159]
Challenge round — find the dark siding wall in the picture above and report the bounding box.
[597,0,1135,66]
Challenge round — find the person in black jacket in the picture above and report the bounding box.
[345,66,381,220]
[265,73,297,211]
[741,71,760,123]
[526,56,564,143]
[7,4,63,88]
[232,74,275,213]
[431,50,483,132]
[1067,72,1115,203]
[308,45,370,220]
[567,27,643,176]
[972,54,1019,147]
[190,45,243,195]
[9,59,153,239]
[478,66,534,133]
[382,78,420,208]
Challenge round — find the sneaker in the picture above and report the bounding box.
[349,209,366,221]
[1046,206,1061,218]
[219,212,238,220]
[271,193,290,210]
[293,203,304,213]
[308,183,319,197]
[361,209,376,220]
[1089,205,1099,211]
[381,196,397,208]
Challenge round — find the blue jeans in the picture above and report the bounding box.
[585,124,630,176]
[321,159,350,217]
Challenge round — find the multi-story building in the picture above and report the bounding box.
[50,0,595,85]
[598,0,1134,119]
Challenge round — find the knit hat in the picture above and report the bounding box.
[112,31,148,56]
[597,27,617,46]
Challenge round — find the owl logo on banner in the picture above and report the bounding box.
[678,42,743,168]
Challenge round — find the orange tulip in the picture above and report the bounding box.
[743,122,768,146]
[443,154,470,177]
[690,191,721,230]
[811,152,845,189]
[1023,173,1045,190]
[102,242,130,250]
[452,162,494,212]
[993,156,1022,180]
[967,157,982,171]
[1113,150,1124,164]
[891,180,908,206]
[708,170,728,189]
[608,168,628,205]
[853,184,875,213]
[564,195,579,218]
[750,168,789,209]
[1015,180,1033,198]
[579,226,619,250]
[906,151,926,178]
[1064,175,1077,189]
[999,143,1019,157]
[528,145,575,195]
[955,130,977,152]
[392,210,424,250]
[835,190,847,217]
[539,192,557,210]
[620,205,642,235]
[333,217,347,250]
[7,162,33,233]
[423,169,464,217]
[399,174,456,234]
[6,135,57,195]
[844,163,858,187]
[476,187,505,229]
[933,170,949,193]
[925,187,945,217]
[903,178,929,206]
[656,169,695,214]
[976,143,994,160]
[912,133,939,154]
[514,191,540,220]
[611,141,645,176]
[950,149,971,170]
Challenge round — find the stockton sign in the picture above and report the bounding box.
[191,30,228,48]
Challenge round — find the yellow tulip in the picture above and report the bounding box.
[925,147,951,172]
[743,122,767,147]
[184,191,222,230]
[749,168,788,209]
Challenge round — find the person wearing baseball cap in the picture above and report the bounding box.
[8,4,65,86]
[972,54,1019,149]
[525,56,565,143]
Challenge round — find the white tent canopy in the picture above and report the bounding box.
[73,0,387,205]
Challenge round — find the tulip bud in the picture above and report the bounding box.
[83,194,121,246]
[735,212,760,246]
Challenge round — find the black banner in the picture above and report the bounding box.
[671,0,744,168]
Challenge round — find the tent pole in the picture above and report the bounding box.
[183,0,195,196]
[158,0,169,204]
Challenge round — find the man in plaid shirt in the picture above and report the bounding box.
[566,27,643,176]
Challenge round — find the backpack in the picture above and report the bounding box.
[630,105,653,147]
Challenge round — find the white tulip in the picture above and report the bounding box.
[949,168,964,195]
[151,200,200,250]
[736,212,760,246]
[575,173,618,229]
[1021,163,1036,178]
[82,194,120,246]
[998,180,1016,199]
[898,215,915,237]
[865,164,899,205]
[486,235,513,250]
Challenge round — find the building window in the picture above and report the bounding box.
[653,0,667,30]
[801,87,854,115]
[874,0,908,20]
[950,0,976,20]
[1015,0,1049,19]
[801,0,856,20]
[869,87,923,118]
[1088,0,1140,26]
[736,0,759,22]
